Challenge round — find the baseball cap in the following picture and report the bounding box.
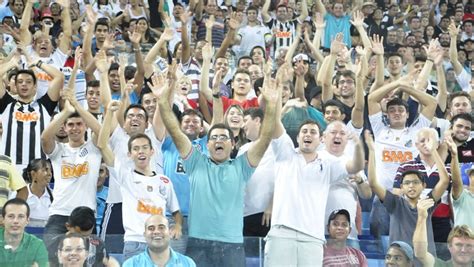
[390,241,414,261]
[327,209,351,225]
[292,53,310,63]
[41,10,53,20]
[362,2,376,7]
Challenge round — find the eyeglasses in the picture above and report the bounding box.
[61,247,86,254]
[339,80,354,85]
[209,135,230,141]
[402,180,422,186]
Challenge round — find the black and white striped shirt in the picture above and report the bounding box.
[0,93,57,168]
[265,18,299,56]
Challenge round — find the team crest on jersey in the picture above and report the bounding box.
[160,176,170,183]
[79,147,89,157]
[147,185,153,192]
[159,184,167,197]
[195,144,203,152]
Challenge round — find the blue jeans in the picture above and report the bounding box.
[369,196,390,238]
[44,215,69,266]
[186,237,245,267]
[168,216,189,254]
[123,241,147,260]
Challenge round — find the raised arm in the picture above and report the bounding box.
[367,74,412,115]
[261,0,272,23]
[0,57,18,99]
[129,31,145,96]
[180,11,192,64]
[319,33,345,102]
[97,101,121,166]
[210,70,224,126]
[199,42,214,102]
[448,20,463,75]
[399,81,437,121]
[352,49,366,129]
[434,52,448,112]
[284,25,302,65]
[19,0,34,44]
[447,136,463,200]
[350,10,372,54]
[273,63,291,139]
[365,130,387,201]
[95,50,112,106]
[313,0,327,17]
[143,28,174,66]
[147,73,168,141]
[247,78,279,167]
[346,137,365,174]
[413,197,436,266]
[297,0,309,22]
[369,35,385,92]
[194,0,204,21]
[57,0,72,54]
[425,138,450,201]
[41,101,75,154]
[294,59,307,101]
[215,13,239,58]
[157,62,193,158]
[82,6,96,77]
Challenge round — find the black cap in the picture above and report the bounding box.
[327,209,351,225]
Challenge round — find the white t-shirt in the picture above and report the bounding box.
[369,112,431,190]
[238,141,275,217]
[48,140,102,216]
[106,126,163,203]
[270,133,348,240]
[24,46,68,100]
[116,166,179,243]
[456,68,472,93]
[236,24,271,58]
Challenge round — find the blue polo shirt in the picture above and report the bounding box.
[162,136,208,216]
[123,247,195,267]
[183,148,255,243]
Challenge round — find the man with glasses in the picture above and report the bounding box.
[157,66,278,266]
[0,198,48,267]
[366,130,450,259]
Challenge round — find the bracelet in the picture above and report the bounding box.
[212,92,221,98]
[357,179,364,185]
[36,60,43,69]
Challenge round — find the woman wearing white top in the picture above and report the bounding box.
[22,159,54,227]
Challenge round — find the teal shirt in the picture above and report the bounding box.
[0,228,49,267]
[123,247,196,267]
[183,148,255,243]
[323,13,352,48]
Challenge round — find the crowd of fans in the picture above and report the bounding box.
[0,0,473,266]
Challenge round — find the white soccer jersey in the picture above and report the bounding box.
[271,133,348,240]
[117,166,179,243]
[238,141,276,217]
[369,112,431,189]
[48,140,102,216]
[106,126,163,204]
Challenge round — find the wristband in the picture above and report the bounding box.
[36,60,43,69]
[357,179,364,185]
[426,58,434,62]
[212,92,221,98]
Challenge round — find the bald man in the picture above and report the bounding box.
[123,215,195,267]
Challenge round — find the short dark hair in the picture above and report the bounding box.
[124,104,149,122]
[179,109,204,126]
[68,206,95,231]
[297,120,321,136]
[449,91,471,104]
[323,99,345,114]
[86,80,100,88]
[386,53,403,61]
[125,66,136,80]
[335,70,356,87]
[233,68,251,80]
[15,69,37,85]
[237,56,253,66]
[65,112,82,123]
[2,198,30,218]
[386,97,408,111]
[243,107,264,121]
[128,133,153,152]
[57,233,89,252]
[246,5,258,13]
[94,18,110,32]
[207,123,234,142]
[414,55,427,63]
[400,170,424,184]
[451,113,473,125]
[108,62,120,74]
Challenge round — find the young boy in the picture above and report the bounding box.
[98,101,182,260]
